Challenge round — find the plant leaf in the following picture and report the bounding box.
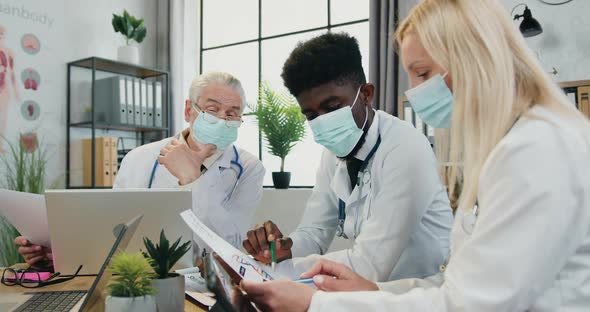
[134,23,147,43]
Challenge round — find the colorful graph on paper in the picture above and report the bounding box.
[180,210,278,282]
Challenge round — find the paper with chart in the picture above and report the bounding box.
[0,189,50,246]
[181,210,301,282]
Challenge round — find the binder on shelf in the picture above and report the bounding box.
[94,77,127,124]
[427,125,435,137]
[415,115,424,135]
[155,81,163,127]
[147,81,154,127]
[404,106,413,124]
[140,80,148,126]
[109,137,118,185]
[126,77,134,124]
[120,77,128,124]
[82,137,112,187]
[564,87,577,108]
[577,86,590,119]
[134,78,141,126]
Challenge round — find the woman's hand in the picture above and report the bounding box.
[301,258,379,292]
[241,279,316,312]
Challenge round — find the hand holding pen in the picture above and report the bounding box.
[297,258,378,291]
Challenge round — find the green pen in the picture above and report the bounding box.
[269,240,277,271]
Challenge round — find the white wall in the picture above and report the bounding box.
[1,0,159,188]
[501,0,590,83]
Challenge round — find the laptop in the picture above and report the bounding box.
[7,214,143,312]
[45,189,193,275]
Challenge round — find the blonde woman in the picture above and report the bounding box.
[240,0,590,310]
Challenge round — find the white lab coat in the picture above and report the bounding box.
[114,130,265,256]
[290,111,454,282]
[309,106,590,311]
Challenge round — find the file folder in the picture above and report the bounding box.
[94,77,127,124]
[82,137,111,187]
[134,78,141,126]
[126,78,134,124]
[109,137,118,185]
[155,81,163,127]
[147,81,154,127]
[578,86,590,119]
[119,77,127,124]
[141,80,148,126]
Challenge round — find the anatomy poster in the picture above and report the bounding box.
[0,0,64,180]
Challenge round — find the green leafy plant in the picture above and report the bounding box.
[142,230,191,279]
[0,218,22,267]
[0,133,47,267]
[108,251,156,297]
[249,82,306,172]
[1,133,47,193]
[112,10,147,45]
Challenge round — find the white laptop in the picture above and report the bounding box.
[45,189,194,275]
[4,214,143,312]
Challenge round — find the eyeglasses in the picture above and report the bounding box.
[1,265,83,288]
[192,102,243,128]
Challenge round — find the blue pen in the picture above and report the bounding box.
[294,278,314,284]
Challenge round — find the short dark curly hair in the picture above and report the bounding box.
[281,32,366,97]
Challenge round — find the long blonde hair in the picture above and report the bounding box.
[395,0,588,210]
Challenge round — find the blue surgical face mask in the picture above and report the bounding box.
[308,87,368,157]
[405,73,453,128]
[191,110,239,150]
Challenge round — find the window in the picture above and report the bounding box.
[200,0,369,186]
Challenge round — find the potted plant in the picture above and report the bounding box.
[143,230,191,312]
[250,82,306,189]
[106,251,157,312]
[111,10,147,64]
[0,133,47,267]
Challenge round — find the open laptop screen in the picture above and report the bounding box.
[79,214,143,311]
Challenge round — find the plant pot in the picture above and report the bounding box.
[272,172,291,189]
[117,45,139,64]
[152,273,185,312]
[105,295,156,312]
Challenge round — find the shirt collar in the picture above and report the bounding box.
[178,128,226,169]
[353,109,379,161]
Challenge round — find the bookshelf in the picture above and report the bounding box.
[66,57,171,189]
[558,80,590,118]
[397,96,435,146]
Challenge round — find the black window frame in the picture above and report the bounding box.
[199,0,369,187]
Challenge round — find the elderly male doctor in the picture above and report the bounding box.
[242,33,453,282]
[15,72,265,269]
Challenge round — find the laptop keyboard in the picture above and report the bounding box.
[14,290,87,312]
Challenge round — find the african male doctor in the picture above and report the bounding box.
[242,33,452,282]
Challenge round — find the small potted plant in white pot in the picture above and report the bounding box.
[143,230,191,312]
[111,10,146,64]
[105,251,157,312]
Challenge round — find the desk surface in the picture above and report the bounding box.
[0,272,207,312]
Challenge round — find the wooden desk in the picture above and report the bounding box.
[0,272,206,312]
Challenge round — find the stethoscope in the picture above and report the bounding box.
[148,143,244,203]
[336,136,382,239]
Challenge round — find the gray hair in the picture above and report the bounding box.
[188,71,247,113]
